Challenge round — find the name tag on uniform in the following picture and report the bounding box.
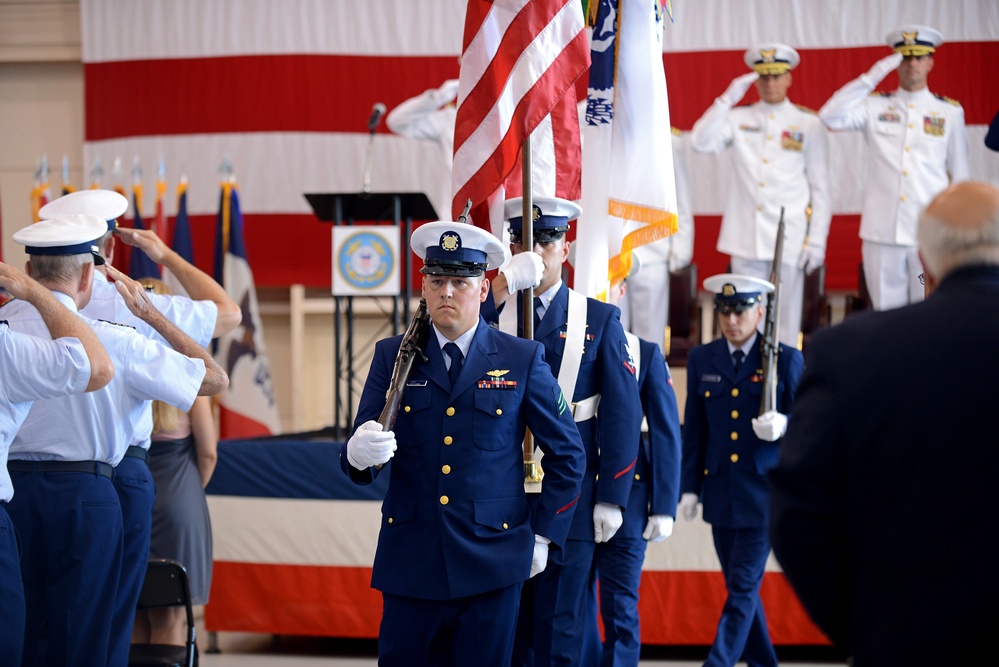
[738,124,761,133]
[924,115,945,136]
[878,111,901,123]
[701,374,722,383]
[781,130,804,151]
[405,380,427,387]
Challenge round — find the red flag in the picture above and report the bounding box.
[451,0,589,233]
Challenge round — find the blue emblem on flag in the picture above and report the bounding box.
[338,231,393,290]
[586,0,617,127]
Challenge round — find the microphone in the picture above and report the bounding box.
[368,102,387,133]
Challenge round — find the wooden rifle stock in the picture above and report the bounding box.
[378,299,430,430]
[759,210,785,417]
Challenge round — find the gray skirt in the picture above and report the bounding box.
[148,436,213,605]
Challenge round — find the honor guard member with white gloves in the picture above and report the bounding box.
[38,188,241,665]
[340,222,584,667]
[2,214,228,666]
[588,267,682,666]
[0,261,115,665]
[484,196,642,667]
[819,25,969,310]
[617,128,695,352]
[690,44,831,348]
[678,274,803,667]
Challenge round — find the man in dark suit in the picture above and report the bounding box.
[770,180,999,665]
[485,196,642,666]
[679,273,804,667]
[341,221,585,666]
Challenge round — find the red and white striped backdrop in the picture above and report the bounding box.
[82,0,999,290]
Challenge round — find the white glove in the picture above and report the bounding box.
[797,245,826,272]
[718,72,760,106]
[432,79,460,106]
[499,252,544,292]
[346,420,397,470]
[642,515,674,543]
[593,502,624,543]
[862,52,904,87]
[530,534,551,578]
[678,493,699,522]
[752,410,789,442]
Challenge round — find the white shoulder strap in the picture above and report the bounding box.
[556,289,587,402]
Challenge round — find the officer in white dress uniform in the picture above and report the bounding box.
[819,25,969,311]
[2,214,228,666]
[38,189,240,665]
[690,43,831,348]
[0,261,115,665]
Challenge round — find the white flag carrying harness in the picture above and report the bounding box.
[508,288,596,493]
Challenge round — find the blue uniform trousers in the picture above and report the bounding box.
[7,467,123,667]
[0,503,25,665]
[514,535,597,666]
[378,583,522,666]
[109,454,155,667]
[592,479,652,667]
[706,526,777,667]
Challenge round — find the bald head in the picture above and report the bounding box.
[918,181,999,282]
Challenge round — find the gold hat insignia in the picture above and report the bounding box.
[759,49,776,63]
[441,233,459,252]
[902,31,918,45]
[722,284,736,297]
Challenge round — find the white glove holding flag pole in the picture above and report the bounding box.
[499,252,544,291]
[797,245,826,271]
[642,515,674,543]
[719,72,760,106]
[530,534,551,578]
[862,52,904,87]
[678,493,699,522]
[346,420,397,470]
[593,502,624,543]
[752,410,789,442]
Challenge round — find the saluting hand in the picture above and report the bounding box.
[105,263,156,319]
[114,226,169,263]
[0,261,42,301]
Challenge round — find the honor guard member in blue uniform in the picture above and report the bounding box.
[485,196,642,667]
[39,188,241,665]
[3,213,228,667]
[587,264,682,667]
[0,261,115,665]
[819,25,969,311]
[678,274,803,667]
[340,221,585,667]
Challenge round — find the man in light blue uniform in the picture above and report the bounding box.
[485,197,642,666]
[342,221,584,666]
[0,261,115,665]
[678,274,803,667]
[2,213,228,666]
[39,189,241,664]
[590,270,682,666]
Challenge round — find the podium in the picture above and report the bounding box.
[305,192,438,435]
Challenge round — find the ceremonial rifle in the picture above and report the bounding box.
[759,208,785,417]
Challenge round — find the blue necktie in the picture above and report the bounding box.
[444,342,463,387]
[732,349,745,375]
[533,296,544,332]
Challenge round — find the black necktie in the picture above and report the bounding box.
[444,342,463,386]
[533,296,544,332]
[732,349,745,375]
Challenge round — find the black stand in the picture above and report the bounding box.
[306,192,438,437]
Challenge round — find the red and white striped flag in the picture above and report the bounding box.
[451,0,590,236]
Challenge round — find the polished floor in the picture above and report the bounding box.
[196,610,845,666]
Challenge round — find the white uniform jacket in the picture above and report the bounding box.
[691,98,831,263]
[820,83,969,247]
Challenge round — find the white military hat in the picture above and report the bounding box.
[504,196,582,242]
[13,213,109,264]
[704,273,773,312]
[38,189,128,232]
[411,221,506,277]
[886,25,943,57]
[743,44,800,75]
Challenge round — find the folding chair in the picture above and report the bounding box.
[665,263,700,366]
[128,559,197,667]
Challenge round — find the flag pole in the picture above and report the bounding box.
[521,135,542,484]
